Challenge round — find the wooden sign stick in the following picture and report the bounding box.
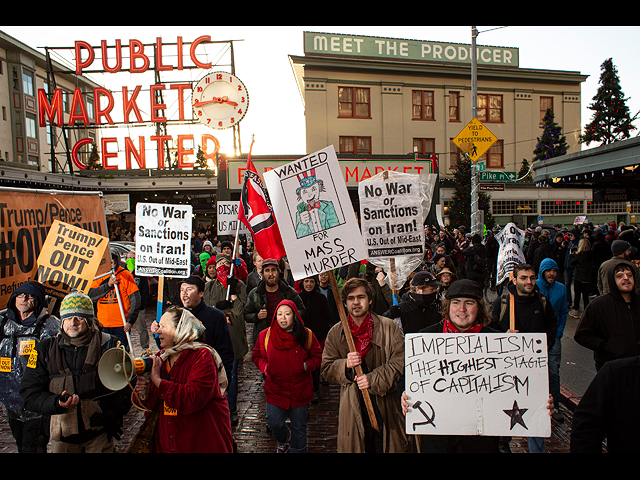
[328,270,380,432]
[509,272,515,331]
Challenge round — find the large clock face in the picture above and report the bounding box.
[192,72,249,129]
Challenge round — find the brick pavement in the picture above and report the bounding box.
[0,306,585,453]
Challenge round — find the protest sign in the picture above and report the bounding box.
[217,201,250,236]
[359,170,436,290]
[36,220,108,299]
[263,145,366,281]
[495,222,526,286]
[405,332,551,437]
[135,203,192,277]
[0,188,109,309]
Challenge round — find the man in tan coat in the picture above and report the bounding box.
[321,277,408,453]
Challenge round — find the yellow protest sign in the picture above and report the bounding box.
[453,117,498,162]
[36,220,109,299]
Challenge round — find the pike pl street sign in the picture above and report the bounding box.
[479,171,516,182]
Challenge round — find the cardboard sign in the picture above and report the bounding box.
[135,203,192,277]
[217,201,250,236]
[405,332,551,437]
[0,189,109,309]
[263,145,366,281]
[495,223,526,286]
[36,220,108,299]
[359,171,424,259]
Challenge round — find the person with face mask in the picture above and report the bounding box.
[383,271,443,335]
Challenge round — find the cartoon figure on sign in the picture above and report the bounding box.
[295,168,339,238]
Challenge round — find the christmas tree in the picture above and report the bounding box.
[448,154,495,230]
[518,158,533,182]
[86,143,103,170]
[581,57,638,146]
[194,145,208,169]
[533,109,569,162]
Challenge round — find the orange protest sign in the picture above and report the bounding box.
[36,220,109,300]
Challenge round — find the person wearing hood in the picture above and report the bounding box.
[0,281,59,453]
[252,299,322,453]
[590,231,612,295]
[536,258,568,422]
[460,234,488,289]
[383,270,443,335]
[574,260,640,372]
[489,262,557,453]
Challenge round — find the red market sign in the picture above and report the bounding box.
[38,35,221,170]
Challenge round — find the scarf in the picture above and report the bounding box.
[443,318,483,334]
[159,308,228,394]
[348,312,373,358]
[269,322,298,350]
[216,264,231,288]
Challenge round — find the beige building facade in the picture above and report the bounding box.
[290,31,594,227]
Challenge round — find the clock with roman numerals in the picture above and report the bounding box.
[192,72,249,129]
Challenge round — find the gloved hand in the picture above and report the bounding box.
[227,277,237,296]
[215,299,234,310]
[90,411,123,441]
[388,305,401,319]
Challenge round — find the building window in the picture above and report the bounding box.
[540,96,553,123]
[412,90,434,120]
[492,200,537,216]
[449,139,463,169]
[449,92,460,121]
[479,140,504,168]
[477,94,502,123]
[339,136,371,154]
[413,138,435,155]
[338,87,370,118]
[25,116,37,138]
[22,71,34,96]
[541,200,583,215]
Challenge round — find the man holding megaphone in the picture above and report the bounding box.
[20,290,132,453]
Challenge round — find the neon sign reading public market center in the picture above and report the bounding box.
[37,35,221,170]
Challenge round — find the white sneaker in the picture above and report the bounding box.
[569,309,580,318]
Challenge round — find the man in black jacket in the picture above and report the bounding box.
[461,234,487,289]
[20,291,131,453]
[489,263,557,454]
[574,260,640,372]
[384,271,442,335]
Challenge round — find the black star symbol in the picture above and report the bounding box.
[503,400,528,430]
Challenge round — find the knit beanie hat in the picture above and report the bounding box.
[612,240,631,257]
[60,290,94,325]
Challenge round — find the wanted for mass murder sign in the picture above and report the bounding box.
[263,145,366,281]
[495,222,526,286]
[36,220,109,299]
[405,332,551,437]
[135,203,192,277]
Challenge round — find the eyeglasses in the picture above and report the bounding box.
[16,293,35,301]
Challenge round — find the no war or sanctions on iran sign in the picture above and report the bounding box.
[264,145,366,281]
[404,332,551,438]
[135,203,192,277]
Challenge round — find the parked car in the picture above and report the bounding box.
[109,241,158,302]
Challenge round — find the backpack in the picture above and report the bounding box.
[264,327,313,351]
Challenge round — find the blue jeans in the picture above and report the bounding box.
[227,359,239,412]
[548,336,562,408]
[265,403,308,453]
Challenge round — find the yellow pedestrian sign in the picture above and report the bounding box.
[453,118,498,162]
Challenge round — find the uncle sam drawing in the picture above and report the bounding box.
[295,168,340,238]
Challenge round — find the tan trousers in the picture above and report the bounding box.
[51,432,114,453]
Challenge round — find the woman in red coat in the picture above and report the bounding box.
[252,299,322,453]
[135,305,233,453]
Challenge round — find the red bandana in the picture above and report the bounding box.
[348,312,374,358]
[443,318,483,333]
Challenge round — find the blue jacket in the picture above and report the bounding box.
[536,258,568,338]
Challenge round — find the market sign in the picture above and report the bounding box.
[37,35,226,171]
[304,32,519,67]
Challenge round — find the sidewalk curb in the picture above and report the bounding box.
[560,385,581,412]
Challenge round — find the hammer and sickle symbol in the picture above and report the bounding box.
[411,400,436,431]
